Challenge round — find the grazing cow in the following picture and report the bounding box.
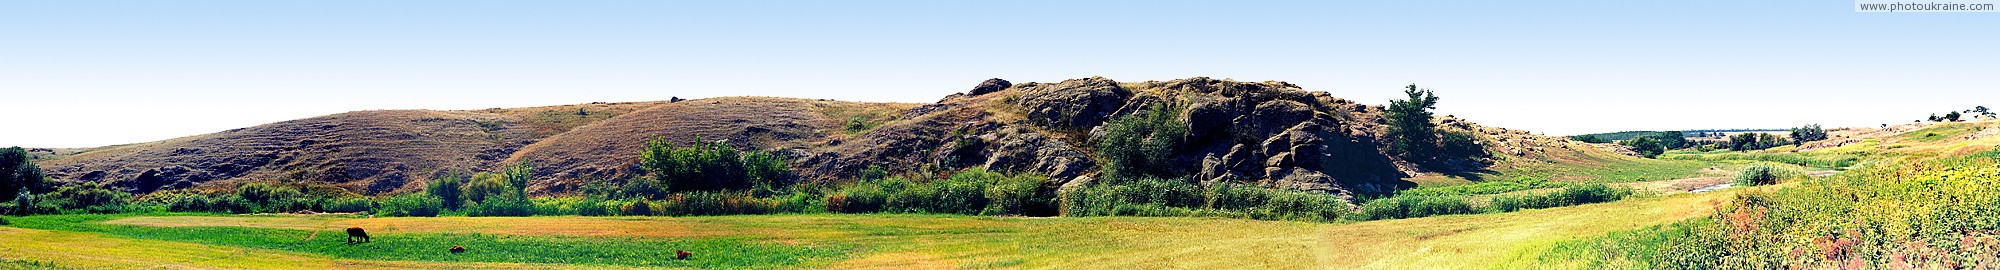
[675,250,692,260]
[346,227,369,243]
[450,246,466,253]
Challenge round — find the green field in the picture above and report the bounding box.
[0,183,1770,270]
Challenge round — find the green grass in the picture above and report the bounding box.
[1533,147,2000,268]
[1660,150,1861,169]
[7,214,846,269]
[1495,157,1712,183]
[0,185,1776,270]
[1896,122,1985,142]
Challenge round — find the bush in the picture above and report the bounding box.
[1095,104,1188,180]
[46,183,131,214]
[824,169,1052,216]
[618,199,653,216]
[462,172,511,204]
[236,183,305,212]
[619,177,666,200]
[376,193,443,217]
[321,197,373,213]
[1062,177,1351,222]
[464,193,534,217]
[427,173,465,210]
[571,197,615,216]
[638,136,790,193]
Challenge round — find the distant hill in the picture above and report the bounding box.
[33,77,1646,199]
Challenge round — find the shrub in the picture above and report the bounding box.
[464,193,534,217]
[638,136,791,192]
[1095,104,1188,180]
[1062,177,1350,222]
[376,193,443,217]
[210,195,254,214]
[462,172,511,204]
[47,183,131,214]
[619,177,666,200]
[826,182,889,213]
[1440,130,1490,160]
[236,183,304,212]
[577,199,615,216]
[321,197,373,213]
[427,173,465,210]
[980,171,1047,216]
[618,199,653,216]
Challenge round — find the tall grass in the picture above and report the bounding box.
[1548,147,2000,268]
[1059,177,1352,222]
[1661,151,1860,169]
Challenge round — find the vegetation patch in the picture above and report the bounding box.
[8,214,848,269]
[1543,147,2000,268]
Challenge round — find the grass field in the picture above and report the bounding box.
[0,182,1765,269]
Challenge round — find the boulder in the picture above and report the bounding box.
[1264,167,1352,199]
[1184,98,1243,142]
[969,78,1012,95]
[982,127,1096,185]
[1245,100,1314,140]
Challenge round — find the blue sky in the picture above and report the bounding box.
[3,1,1995,147]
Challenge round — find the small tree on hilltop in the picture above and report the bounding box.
[1789,124,1827,146]
[1386,84,1440,161]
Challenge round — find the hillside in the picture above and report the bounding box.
[33,77,1645,199]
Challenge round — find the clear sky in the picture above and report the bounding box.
[3,1,1995,148]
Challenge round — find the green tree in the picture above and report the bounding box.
[426,173,465,210]
[1,147,51,202]
[1788,124,1827,146]
[1570,134,1610,144]
[1621,136,1664,158]
[1386,84,1440,161]
[502,162,533,197]
[462,172,511,204]
[1945,111,1963,122]
[1094,104,1188,181]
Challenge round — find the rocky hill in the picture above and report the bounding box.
[34,77,1633,200]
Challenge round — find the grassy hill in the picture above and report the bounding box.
[30,77,1653,200]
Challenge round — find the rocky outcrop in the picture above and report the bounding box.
[980,127,1095,184]
[1015,77,1130,129]
[969,78,1011,96]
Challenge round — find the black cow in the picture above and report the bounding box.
[346,227,370,243]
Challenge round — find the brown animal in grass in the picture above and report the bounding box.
[675,250,692,260]
[346,227,369,243]
[450,246,466,253]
